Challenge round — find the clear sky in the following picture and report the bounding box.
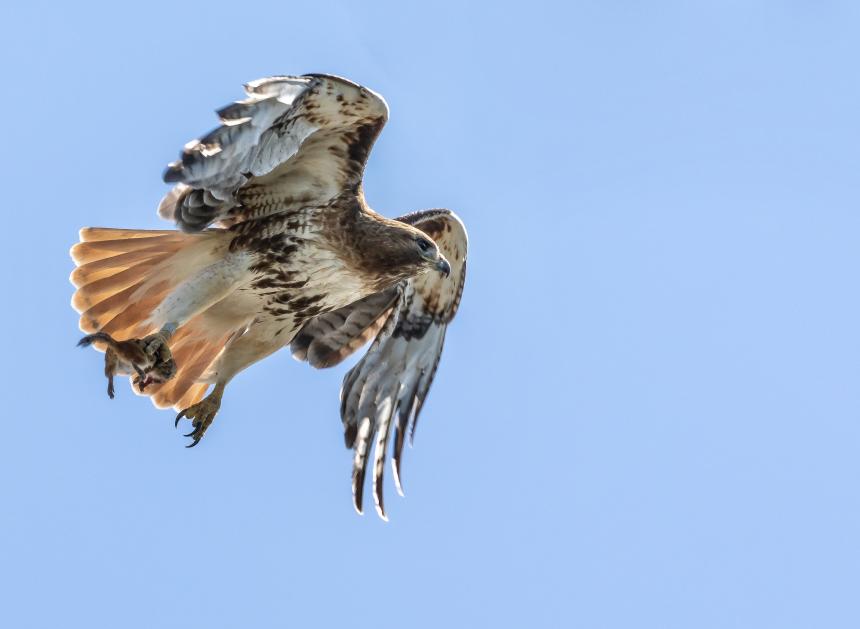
[1,1,858,627]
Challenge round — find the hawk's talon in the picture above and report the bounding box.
[174,390,222,447]
[183,420,205,446]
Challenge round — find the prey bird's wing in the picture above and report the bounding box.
[157,74,389,232]
[292,210,468,519]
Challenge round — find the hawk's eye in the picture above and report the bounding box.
[416,238,432,253]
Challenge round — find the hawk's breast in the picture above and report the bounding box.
[244,225,370,326]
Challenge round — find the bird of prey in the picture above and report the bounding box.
[70,74,468,519]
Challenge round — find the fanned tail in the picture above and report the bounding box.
[71,227,235,409]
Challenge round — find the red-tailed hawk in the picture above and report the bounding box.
[70,74,468,519]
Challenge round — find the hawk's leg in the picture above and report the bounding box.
[172,320,289,448]
[175,382,225,448]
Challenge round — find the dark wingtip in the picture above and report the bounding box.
[344,423,357,448]
[352,465,367,515]
[374,470,388,521]
[353,487,365,516]
[163,162,184,183]
[216,101,253,121]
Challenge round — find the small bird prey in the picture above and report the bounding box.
[71,74,468,519]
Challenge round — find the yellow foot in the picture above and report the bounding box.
[175,390,222,448]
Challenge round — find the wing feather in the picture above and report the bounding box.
[158,74,389,232]
[325,210,468,516]
[290,289,398,368]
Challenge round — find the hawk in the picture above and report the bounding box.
[70,74,468,519]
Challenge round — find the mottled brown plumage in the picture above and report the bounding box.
[72,74,467,519]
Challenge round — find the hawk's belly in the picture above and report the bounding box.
[199,236,372,383]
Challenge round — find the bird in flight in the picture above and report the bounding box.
[71,74,468,519]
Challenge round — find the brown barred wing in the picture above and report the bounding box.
[290,289,398,369]
[338,209,468,519]
[157,74,389,232]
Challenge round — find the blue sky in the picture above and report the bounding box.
[1,1,859,627]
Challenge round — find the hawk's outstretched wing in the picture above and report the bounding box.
[157,74,389,232]
[291,209,468,519]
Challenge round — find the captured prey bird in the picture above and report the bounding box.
[70,74,468,519]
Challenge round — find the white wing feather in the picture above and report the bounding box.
[157,74,389,231]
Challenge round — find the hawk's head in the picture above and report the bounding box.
[360,219,451,291]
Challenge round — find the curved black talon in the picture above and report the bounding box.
[174,410,187,428]
[179,420,205,447]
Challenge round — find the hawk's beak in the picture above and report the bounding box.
[436,256,451,278]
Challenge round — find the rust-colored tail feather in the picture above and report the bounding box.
[71,227,233,410]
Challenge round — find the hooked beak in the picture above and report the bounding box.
[435,256,451,277]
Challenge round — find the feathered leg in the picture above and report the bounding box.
[174,319,291,446]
